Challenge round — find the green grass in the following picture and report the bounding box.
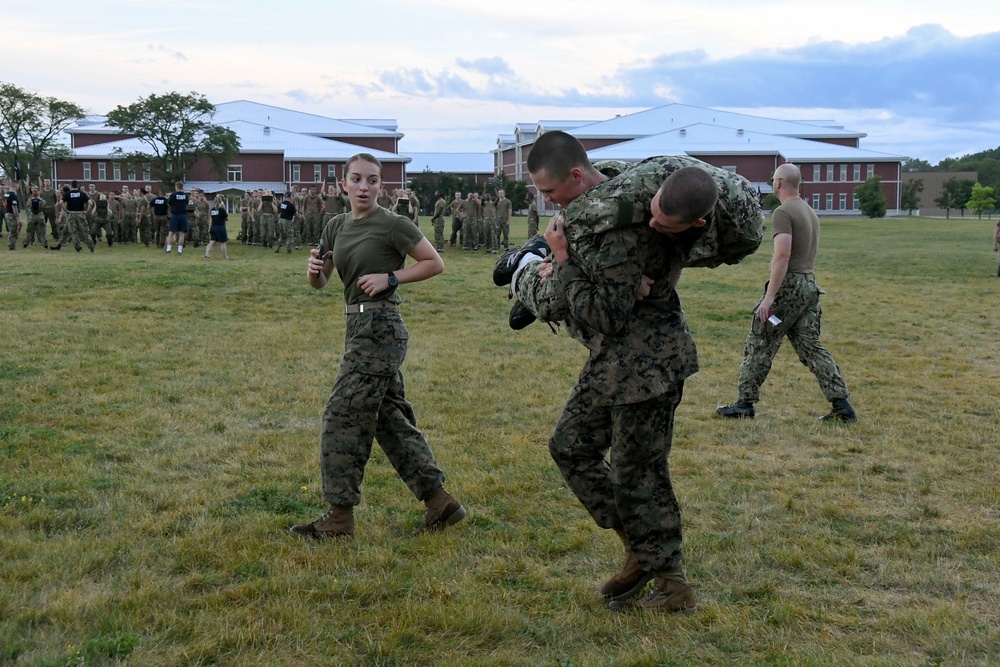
[1,215,998,666]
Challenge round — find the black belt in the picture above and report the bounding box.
[344,302,398,314]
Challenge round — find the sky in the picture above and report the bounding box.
[4,0,999,164]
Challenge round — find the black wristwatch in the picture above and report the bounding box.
[387,271,399,287]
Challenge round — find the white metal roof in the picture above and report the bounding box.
[69,121,408,163]
[570,103,866,141]
[214,101,401,138]
[586,124,903,162]
[66,101,402,140]
[219,121,407,161]
[71,137,163,157]
[537,120,601,133]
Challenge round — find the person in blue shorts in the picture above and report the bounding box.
[166,181,189,254]
[204,195,230,260]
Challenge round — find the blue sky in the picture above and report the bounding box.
[4,0,998,163]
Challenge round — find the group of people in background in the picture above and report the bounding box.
[2,177,542,263]
[238,184,334,251]
[0,177,227,253]
[442,189,515,254]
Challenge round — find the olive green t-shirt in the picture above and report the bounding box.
[322,207,424,306]
[771,196,818,274]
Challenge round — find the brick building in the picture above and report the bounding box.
[901,171,979,216]
[496,103,905,215]
[54,101,410,197]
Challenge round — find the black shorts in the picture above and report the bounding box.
[169,214,189,233]
[209,225,228,242]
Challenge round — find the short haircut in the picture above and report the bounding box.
[657,166,719,224]
[175,181,184,189]
[527,130,589,181]
[71,180,79,188]
[774,163,801,189]
[344,153,382,177]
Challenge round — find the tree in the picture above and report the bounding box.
[854,176,887,218]
[0,82,85,187]
[409,170,479,212]
[105,91,239,189]
[955,178,975,216]
[901,157,934,172]
[966,183,996,219]
[900,178,924,215]
[934,177,962,218]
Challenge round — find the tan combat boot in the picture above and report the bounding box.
[608,577,697,613]
[600,530,654,600]
[422,487,467,533]
[289,505,355,539]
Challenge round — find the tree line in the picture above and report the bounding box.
[901,150,1000,219]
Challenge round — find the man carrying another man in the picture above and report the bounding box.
[494,130,762,613]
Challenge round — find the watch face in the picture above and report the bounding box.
[388,274,398,287]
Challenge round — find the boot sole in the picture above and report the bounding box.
[715,406,755,419]
[440,504,467,528]
[424,504,468,533]
[605,571,655,602]
[608,588,698,614]
[288,525,353,539]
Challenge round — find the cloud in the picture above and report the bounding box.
[147,44,187,61]
[379,68,483,99]
[455,56,514,77]
[362,24,1000,161]
[370,25,1000,121]
[604,25,1000,123]
[286,88,326,105]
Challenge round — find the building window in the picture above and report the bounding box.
[128,165,136,181]
[825,165,834,182]
[327,165,337,180]
[852,196,859,210]
[313,165,322,182]
[825,194,833,210]
[291,164,301,182]
[82,162,91,180]
[721,166,737,173]
[853,165,861,181]
[227,164,243,182]
[839,164,847,181]
[839,193,847,210]
[97,162,106,180]
[812,194,820,210]
[143,164,151,181]
[113,162,121,180]
[866,164,875,178]
[812,165,821,182]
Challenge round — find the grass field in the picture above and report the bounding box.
[1,214,998,666]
